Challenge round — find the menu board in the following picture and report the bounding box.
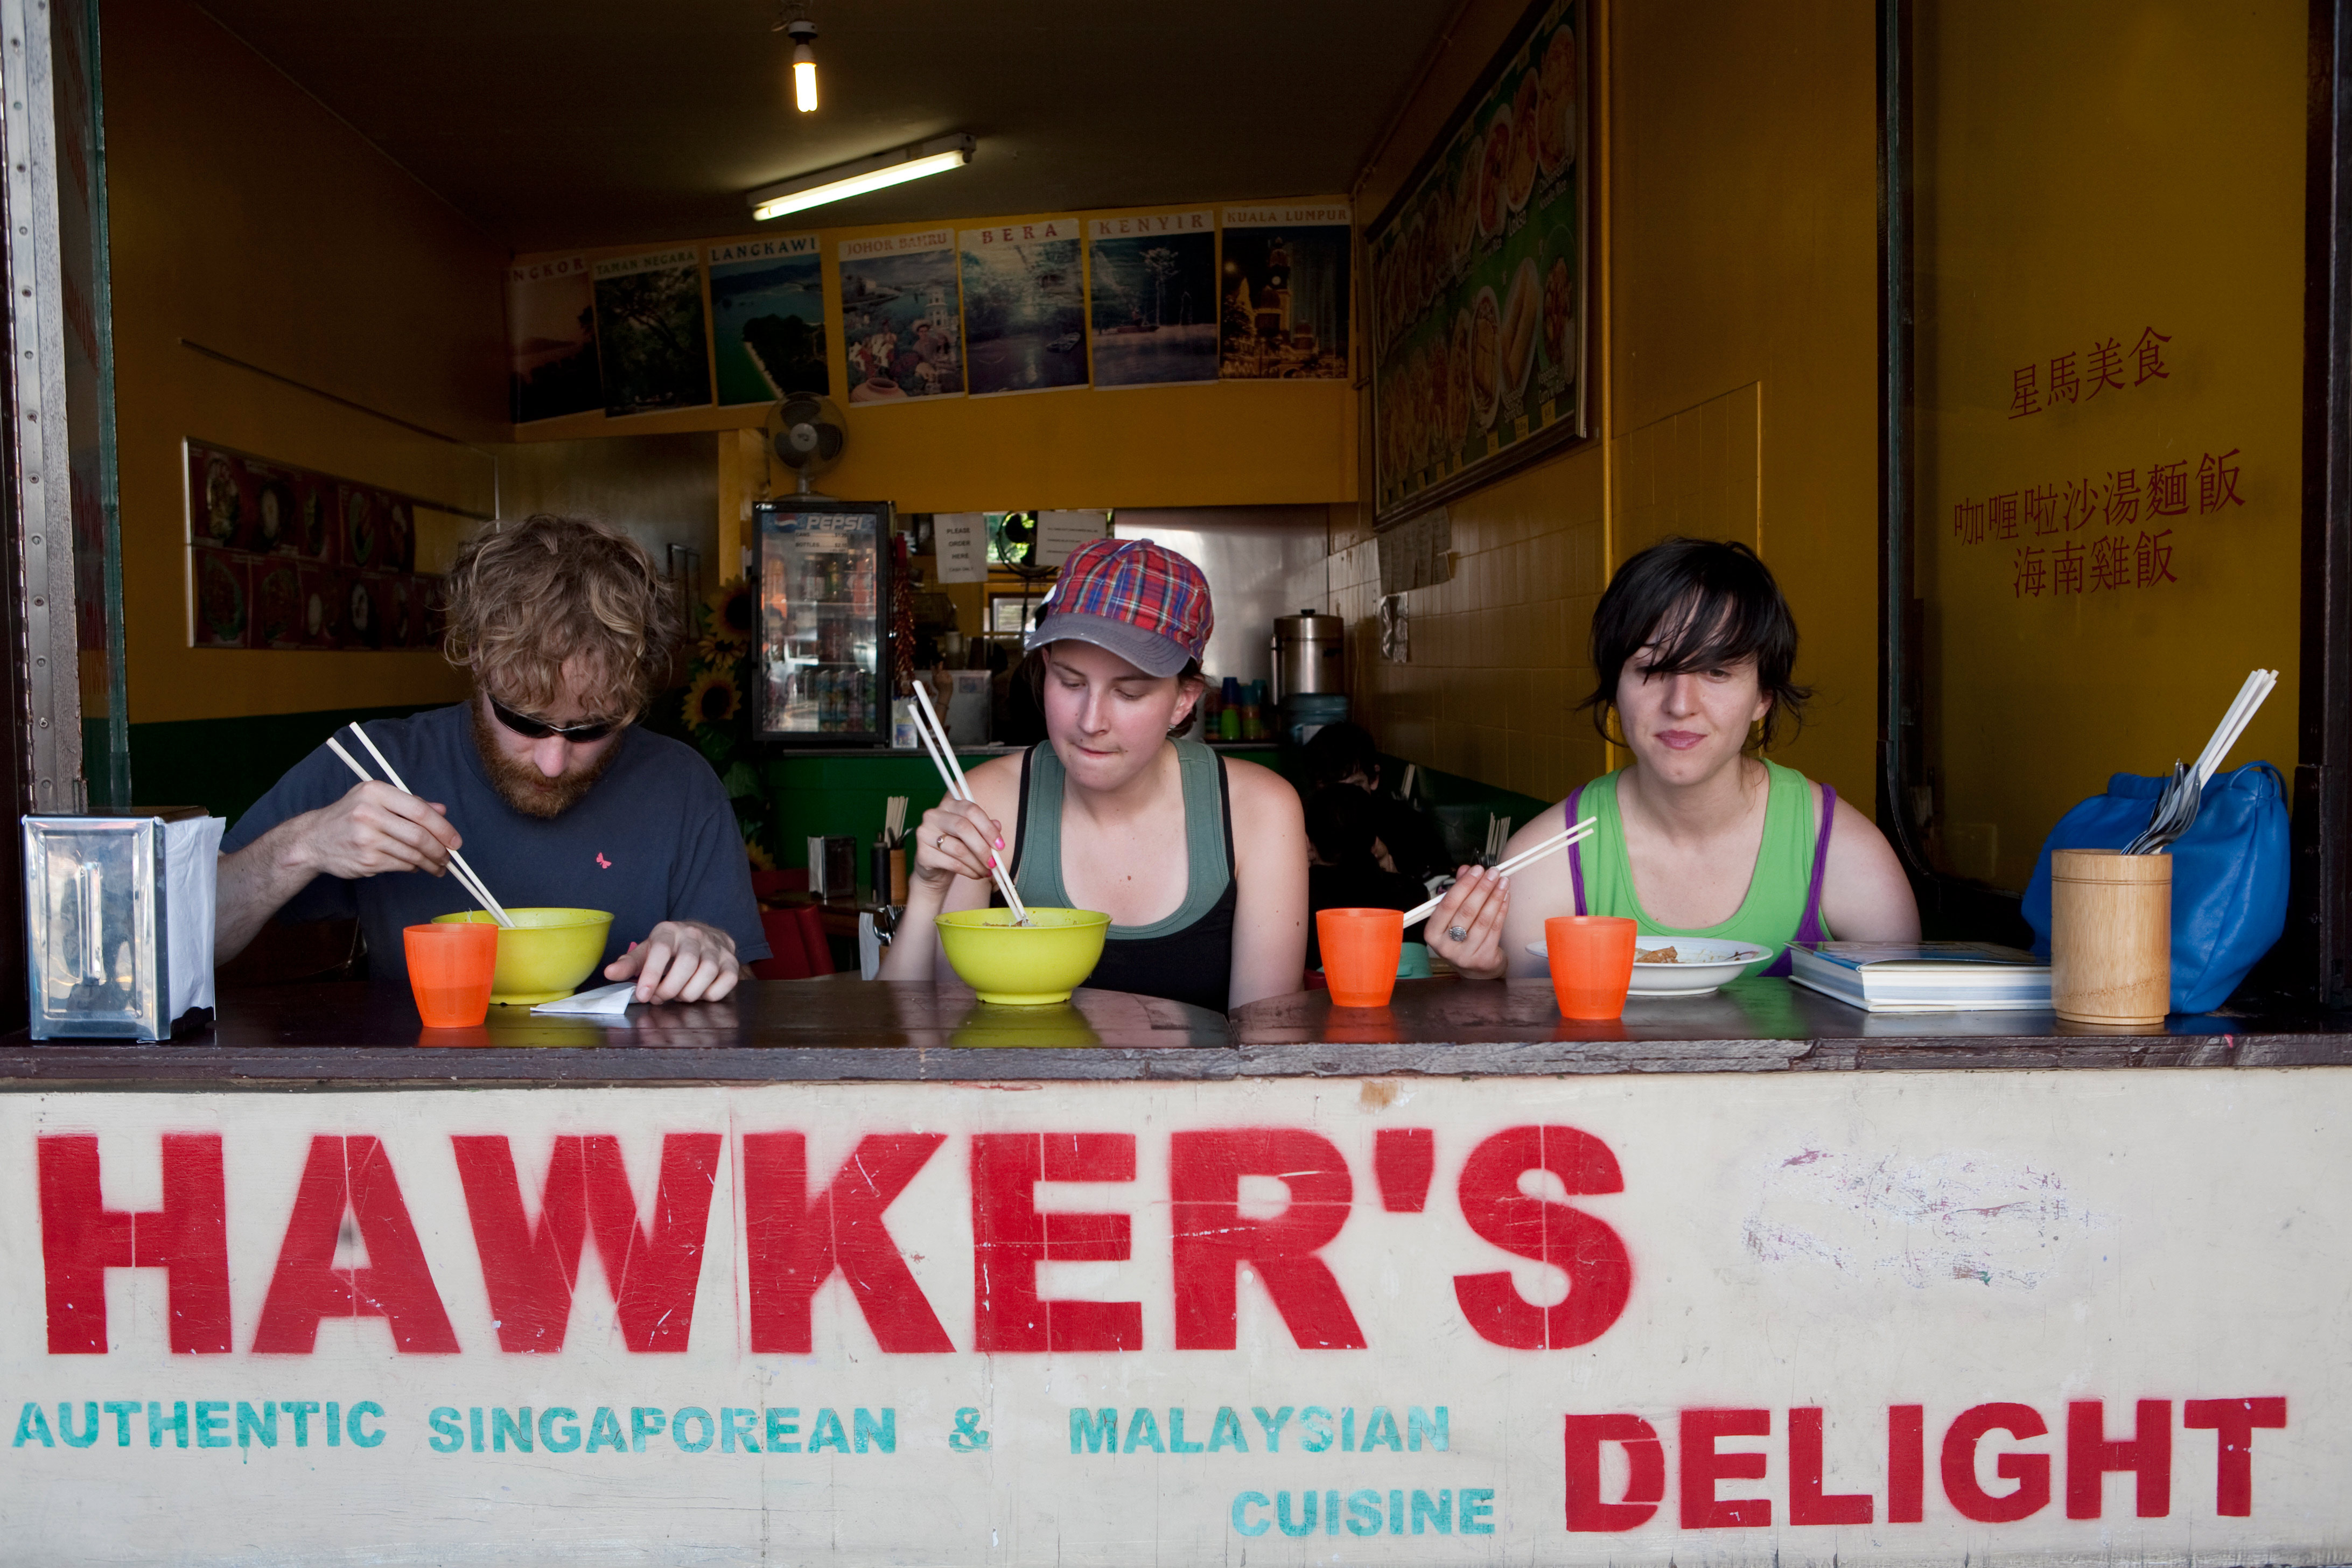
[1367,0,1586,523]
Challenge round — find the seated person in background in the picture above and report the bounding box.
[1303,784,1429,970]
[1300,720,1450,890]
[1426,536,1918,979]
[215,513,768,1002]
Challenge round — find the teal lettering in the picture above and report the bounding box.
[1412,1489,1451,1535]
[468,1407,484,1454]
[1409,1406,1449,1452]
[1390,1489,1404,1534]
[720,1409,759,1453]
[765,1408,801,1453]
[853,1408,895,1454]
[12,1403,54,1448]
[1342,1408,1356,1452]
[630,1408,666,1453]
[1347,1490,1383,1535]
[1233,1492,1271,1536]
[57,1403,98,1449]
[1252,1405,1294,1451]
[673,1409,715,1453]
[148,1401,188,1449]
[283,1401,319,1447]
[326,1401,341,1448]
[348,1402,384,1448]
[808,1408,849,1454]
[1300,1406,1334,1453]
[540,1408,580,1453]
[1168,1409,1205,1453]
[1460,1487,1494,1534]
[586,1407,627,1453]
[101,1401,138,1447]
[236,1402,277,1448]
[428,1408,463,1453]
[1360,1406,1402,1453]
[194,1402,230,1450]
[1326,1488,1341,1535]
[1072,1408,1118,1453]
[1122,1408,1165,1453]
[492,1408,532,1453]
[1277,1490,1318,1537]
[1207,1407,1248,1452]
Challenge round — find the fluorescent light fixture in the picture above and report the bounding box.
[784,18,818,112]
[747,134,975,222]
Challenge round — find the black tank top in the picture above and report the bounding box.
[1003,740,1237,1012]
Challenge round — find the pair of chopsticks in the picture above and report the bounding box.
[883,796,908,848]
[323,722,514,928]
[906,681,1031,924]
[2194,668,2278,787]
[1402,814,1597,929]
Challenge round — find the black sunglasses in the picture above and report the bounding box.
[488,695,626,743]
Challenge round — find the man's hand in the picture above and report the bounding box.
[605,919,741,1003]
[298,781,462,880]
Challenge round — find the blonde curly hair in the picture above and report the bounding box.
[439,514,681,717]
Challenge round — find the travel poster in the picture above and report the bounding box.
[1368,0,1585,521]
[838,228,965,403]
[506,256,602,423]
[591,246,713,418]
[1219,204,1352,380]
[959,219,1089,397]
[706,233,829,405]
[1086,210,1219,387]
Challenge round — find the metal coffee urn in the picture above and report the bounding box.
[1269,610,1345,703]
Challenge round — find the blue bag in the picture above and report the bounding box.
[2021,762,2290,1014]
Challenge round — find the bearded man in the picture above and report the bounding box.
[216,514,767,1002]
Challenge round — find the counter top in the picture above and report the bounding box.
[3,977,2350,1091]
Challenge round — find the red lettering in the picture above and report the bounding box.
[2183,1397,2286,1516]
[1789,1407,1872,1524]
[1941,1403,2050,1522]
[1170,1129,1365,1350]
[1681,1409,1771,1528]
[250,1136,458,1354]
[2067,1399,2171,1518]
[1371,1127,1434,1212]
[451,1133,722,1353]
[971,1133,1140,1353]
[1887,1404,1925,1522]
[741,1132,953,1354]
[1564,1413,1664,1531]
[1452,1126,1631,1349]
[37,1134,230,1354]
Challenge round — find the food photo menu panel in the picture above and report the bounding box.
[184,440,442,652]
[1367,0,1587,523]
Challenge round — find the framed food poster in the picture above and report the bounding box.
[1367,0,1586,524]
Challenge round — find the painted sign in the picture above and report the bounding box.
[3,1071,2330,1562]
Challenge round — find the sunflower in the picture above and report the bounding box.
[682,667,743,729]
[703,578,755,653]
[744,838,775,872]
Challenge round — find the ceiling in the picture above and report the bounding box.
[192,0,1457,255]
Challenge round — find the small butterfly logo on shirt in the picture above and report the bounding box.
[596,852,612,869]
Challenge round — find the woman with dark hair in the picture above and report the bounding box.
[1425,537,1917,980]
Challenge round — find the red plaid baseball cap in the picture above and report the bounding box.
[1026,537,1214,677]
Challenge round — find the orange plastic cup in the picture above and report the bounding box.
[1545,915,1639,1020]
[404,921,498,1028]
[1319,907,1405,1009]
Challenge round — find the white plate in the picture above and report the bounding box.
[1525,935,1772,997]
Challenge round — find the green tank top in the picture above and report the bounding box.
[1574,759,1830,977]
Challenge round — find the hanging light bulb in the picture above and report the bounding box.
[785,18,818,113]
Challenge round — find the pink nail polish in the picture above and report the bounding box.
[995,836,1005,850]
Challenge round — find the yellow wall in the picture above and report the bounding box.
[1913,0,2305,890]
[1341,0,1883,813]
[104,0,506,725]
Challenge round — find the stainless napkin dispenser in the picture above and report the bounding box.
[24,808,223,1040]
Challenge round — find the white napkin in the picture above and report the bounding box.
[530,981,638,1017]
[166,815,226,1021]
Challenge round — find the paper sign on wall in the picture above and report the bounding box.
[933,513,986,583]
[1035,510,1109,569]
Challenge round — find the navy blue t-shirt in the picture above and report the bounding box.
[221,704,769,981]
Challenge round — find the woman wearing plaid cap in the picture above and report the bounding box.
[880,538,1310,1011]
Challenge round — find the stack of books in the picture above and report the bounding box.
[1788,941,2051,1013]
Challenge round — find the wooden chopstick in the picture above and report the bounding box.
[908,681,1031,924]
[331,726,515,928]
[1401,816,1598,929]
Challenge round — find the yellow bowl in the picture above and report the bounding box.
[433,907,614,1005]
[934,907,1111,1006]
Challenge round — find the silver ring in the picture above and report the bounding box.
[938,834,948,849]
[1446,925,1469,942]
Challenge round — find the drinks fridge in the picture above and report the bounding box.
[753,498,894,745]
